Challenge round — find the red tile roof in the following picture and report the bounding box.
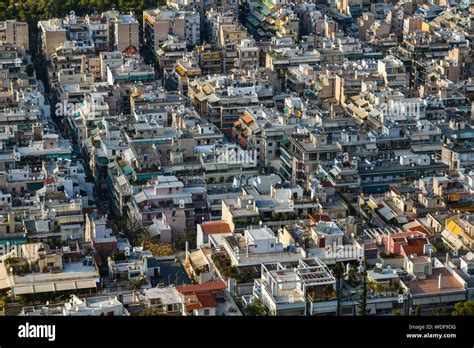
[390,231,425,239]
[402,237,428,256]
[185,302,202,311]
[176,281,226,294]
[195,292,218,308]
[200,221,232,235]
[308,214,331,223]
[320,180,334,188]
[408,225,431,236]
[122,46,139,55]
[45,176,56,185]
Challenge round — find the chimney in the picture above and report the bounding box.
[438,273,443,289]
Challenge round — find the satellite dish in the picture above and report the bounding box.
[466,252,473,261]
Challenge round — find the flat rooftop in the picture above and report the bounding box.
[407,268,465,296]
[13,261,97,284]
[144,287,181,305]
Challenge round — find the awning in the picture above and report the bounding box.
[260,7,271,16]
[12,285,35,296]
[195,92,207,102]
[134,191,147,204]
[207,94,219,103]
[242,114,253,124]
[202,85,213,95]
[449,193,459,202]
[173,196,193,205]
[366,143,377,150]
[354,107,368,119]
[35,284,57,293]
[190,250,208,269]
[76,279,97,289]
[411,134,430,141]
[262,0,274,9]
[55,281,76,291]
[12,279,97,296]
[175,65,185,76]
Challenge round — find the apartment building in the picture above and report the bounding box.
[143,8,200,52]
[104,11,140,52]
[236,38,260,70]
[280,128,342,187]
[128,175,208,238]
[0,20,29,50]
[38,19,68,59]
[377,56,410,89]
[39,11,140,60]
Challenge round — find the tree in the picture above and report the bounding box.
[358,268,370,316]
[228,266,238,279]
[140,234,174,257]
[25,64,35,77]
[130,276,146,290]
[415,305,421,316]
[323,284,336,300]
[347,265,359,287]
[303,237,311,249]
[332,262,344,316]
[452,301,474,316]
[174,228,196,251]
[139,307,163,316]
[246,298,269,316]
[16,295,28,305]
[120,217,148,246]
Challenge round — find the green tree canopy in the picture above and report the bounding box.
[246,298,269,316]
[452,301,474,316]
[0,0,166,24]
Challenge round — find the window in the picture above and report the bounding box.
[204,309,210,315]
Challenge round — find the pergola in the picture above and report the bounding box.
[261,258,335,298]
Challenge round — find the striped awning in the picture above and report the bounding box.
[175,65,185,76]
[12,279,97,296]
